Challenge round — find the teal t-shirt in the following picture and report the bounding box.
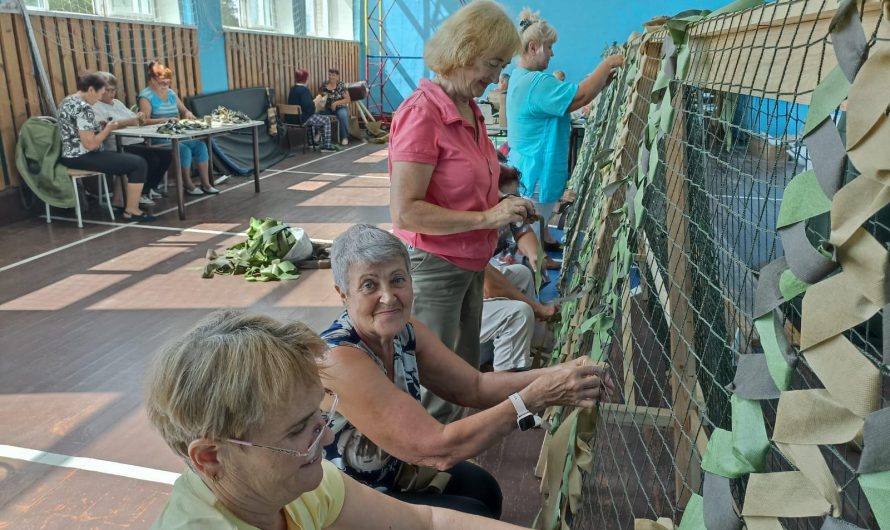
[506,68,578,204]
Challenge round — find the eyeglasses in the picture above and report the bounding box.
[227,389,338,459]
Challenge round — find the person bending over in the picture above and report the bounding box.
[57,71,155,222]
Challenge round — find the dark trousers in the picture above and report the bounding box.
[387,461,503,519]
[60,151,147,184]
[123,144,172,194]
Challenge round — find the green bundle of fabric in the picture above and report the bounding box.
[203,217,301,282]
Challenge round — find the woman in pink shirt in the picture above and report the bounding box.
[389,0,536,423]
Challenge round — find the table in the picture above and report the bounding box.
[113,120,265,220]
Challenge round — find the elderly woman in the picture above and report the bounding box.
[138,61,218,196]
[289,69,338,152]
[320,224,612,519]
[57,72,155,222]
[92,72,172,206]
[507,9,624,249]
[389,0,537,423]
[145,310,528,530]
[319,68,351,146]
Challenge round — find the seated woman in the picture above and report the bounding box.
[320,224,613,518]
[288,69,337,152]
[145,310,528,530]
[92,72,172,206]
[318,68,351,146]
[138,61,217,196]
[57,72,155,222]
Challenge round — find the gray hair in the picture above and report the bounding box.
[96,71,118,85]
[331,224,410,292]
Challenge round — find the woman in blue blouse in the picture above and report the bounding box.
[506,9,623,248]
[137,61,217,196]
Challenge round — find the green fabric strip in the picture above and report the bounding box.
[731,394,769,472]
[779,269,810,301]
[754,313,793,390]
[859,471,890,529]
[702,428,755,477]
[777,170,832,228]
[679,494,706,529]
[802,66,852,137]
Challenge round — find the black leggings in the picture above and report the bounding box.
[123,144,172,194]
[387,461,503,519]
[60,151,147,184]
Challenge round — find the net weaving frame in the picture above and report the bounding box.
[537,1,890,529]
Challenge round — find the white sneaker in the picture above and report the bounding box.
[139,195,156,206]
[213,174,230,185]
[186,187,205,196]
[340,138,349,146]
[202,186,220,194]
[148,188,163,199]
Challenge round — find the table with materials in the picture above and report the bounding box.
[112,120,265,220]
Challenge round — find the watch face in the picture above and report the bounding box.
[518,414,536,431]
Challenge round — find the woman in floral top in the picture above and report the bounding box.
[319,68,351,146]
[58,72,156,222]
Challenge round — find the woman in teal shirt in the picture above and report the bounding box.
[506,9,623,248]
[138,61,217,196]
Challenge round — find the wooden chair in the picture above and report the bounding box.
[277,104,308,153]
[46,168,115,228]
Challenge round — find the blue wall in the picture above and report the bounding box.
[195,1,230,94]
[363,0,731,113]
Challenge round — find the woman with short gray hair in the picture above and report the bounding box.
[320,224,614,519]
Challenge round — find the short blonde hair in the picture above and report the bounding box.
[424,0,520,77]
[518,7,557,53]
[144,310,326,459]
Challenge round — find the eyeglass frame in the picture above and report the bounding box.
[226,388,338,459]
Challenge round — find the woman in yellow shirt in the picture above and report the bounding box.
[145,310,529,530]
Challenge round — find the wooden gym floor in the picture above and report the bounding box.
[0,142,544,529]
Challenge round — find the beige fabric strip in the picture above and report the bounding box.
[773,389,864,445]
[742,471,832,518]
[802,334,881,417]
[775,442,842,517]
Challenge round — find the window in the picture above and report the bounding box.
[104,0,155,19]
[23,0,180,24]
[222,0,294,34]
[24,0,50,10]
[245,0,273,29]
[304,0,352,40]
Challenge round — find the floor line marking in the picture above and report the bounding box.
[0,444,179,485]
[0,144,372,274]
[283,170,389,180]
[37,217,248,236]
[0,225,129,274]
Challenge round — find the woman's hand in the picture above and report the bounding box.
[184,111,196,120]
[604,54,625,84]
[519,357,614,413]
[136,112,146,126]
[484,196,536,228]
[532,302,558,321]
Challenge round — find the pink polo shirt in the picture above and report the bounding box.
[389,79,500,272]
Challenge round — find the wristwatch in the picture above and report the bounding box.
[508,393,537,431]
